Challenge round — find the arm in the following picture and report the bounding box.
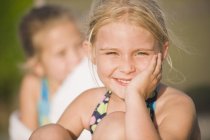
[19,74,40,130]
[57,89,97,139]
[30,87,100,140]
[29,92,86,140]
[57,99,85,139]
[125,88,200,140]
[125,53,200,140]
[125,54,162,140]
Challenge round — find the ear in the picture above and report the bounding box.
[82,41,96,64]
[34,62,45,77]
[161,41,169,60]
[27,57,44,77]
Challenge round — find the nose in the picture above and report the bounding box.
[118,56,135,74]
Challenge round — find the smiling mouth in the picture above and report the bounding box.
[114,78,132,86]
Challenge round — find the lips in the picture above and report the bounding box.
[114,78,132,86]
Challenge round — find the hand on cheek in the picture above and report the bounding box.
[126,53,162,99]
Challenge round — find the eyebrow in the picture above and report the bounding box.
[99,47,156,52]
[134,48,156,52]
[99,48,118,51]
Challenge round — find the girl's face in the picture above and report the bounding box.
[34,21,84,85]
[93,22,161,98]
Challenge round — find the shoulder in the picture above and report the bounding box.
[71,87,107,114]
[59,87,107,128]
[155,84,199,139]
[157,84,195,113]
[19,73,41,103]
[76,87,107,103]
[21,73,40,88]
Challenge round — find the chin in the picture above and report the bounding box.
[111,87,126,99]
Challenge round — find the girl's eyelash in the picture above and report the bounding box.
[104,52,149,55]
[105,52,117,55]
[136,51,150,55]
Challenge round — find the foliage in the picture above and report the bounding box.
[0,0,33,136]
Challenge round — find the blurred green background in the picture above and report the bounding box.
[0,0,209,139]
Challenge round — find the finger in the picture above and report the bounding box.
[151,73,162,88]
[153,53,162,78]
[152,73,161,83]
[147,54,158,74]
[156,73,162,81]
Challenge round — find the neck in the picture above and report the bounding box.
[47,79,61,96]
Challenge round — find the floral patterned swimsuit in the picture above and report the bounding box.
[89,89,158,134]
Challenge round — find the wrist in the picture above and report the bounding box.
[125,88,145,103]
[125,86,146,98]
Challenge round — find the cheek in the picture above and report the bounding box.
[96,56,116,78]
[135,57,152,71]
[46,58,67,76]
[67,47,82,59]
[67,51,82,68]
[50,58,65,68]
[41,55,67,82]
[96,61,110,78]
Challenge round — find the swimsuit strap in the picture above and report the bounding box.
[146,84,160,121]
[146,89,158,121]
[38,79,50,126]
[89,90,112,134]
[89,86,160,134]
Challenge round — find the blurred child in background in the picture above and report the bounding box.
[18,4,84,129]
[9,5,100,140]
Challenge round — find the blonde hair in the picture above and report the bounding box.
[87,0,188,84]
[87,0,168,49]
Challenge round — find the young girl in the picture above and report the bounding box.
[18,5,84,130]
[10,5,100,140]
[30,0,201,139]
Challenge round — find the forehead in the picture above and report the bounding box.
[38,20,80,38]
[95,22,156,50]
[33,21,81,50]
